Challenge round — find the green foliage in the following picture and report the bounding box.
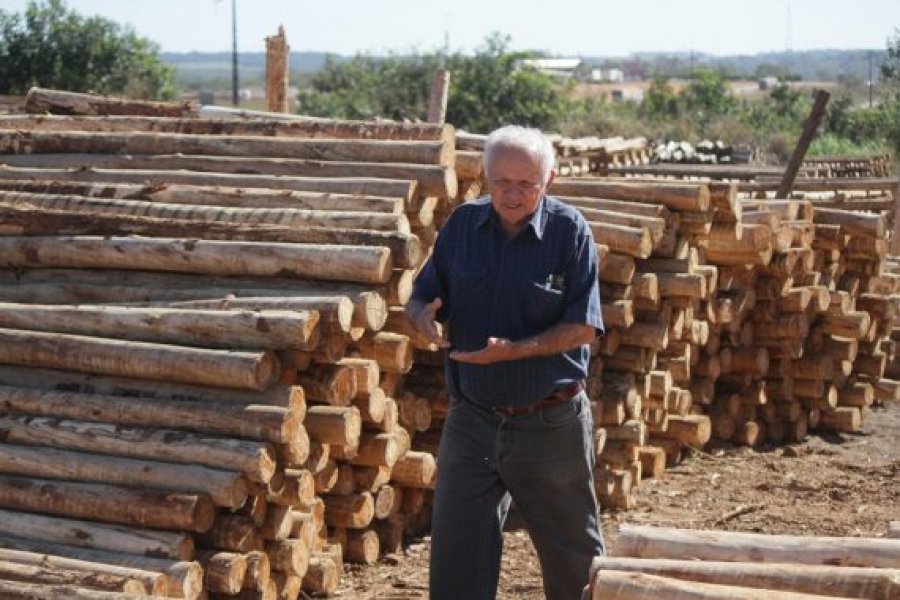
[640,75,679,121]
[0,0,176,99]
[682,69,737,125]
[881,28,900,82]
[808,132,888,156]
[296,33,569,132]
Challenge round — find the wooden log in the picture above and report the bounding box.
[390,451,437,488]
[323,492,375,529]
[0,302,318,351]
[0,112,454,141]
[0,165,419,201]
[0,559,150,595]
[266,539,309,578]
[615,524,900,568]
[0,236,392,285]
[820,407,862,433]
[550,179,710,212]
[655,415,711,447]
[304,406,362,447]
[587,569,861,600]
[0,537,200,598]
[0,178,407,213]
[197,551,248,594]
[0,327,278,390]
[301,555,339,596]
[0,476,214,533]
[242,550,272,592]
[297,364,357,406]
[0,128,454,165]
[1,190,410,232]
[0,444,248,509]
[0,385,301,444]
[351,332,413,374]
[0,544,170,597]
[197,514,263,553]
[0,580,156,599]
[26,87,197,117]
[0,204,421,270]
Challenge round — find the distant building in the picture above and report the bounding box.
[590,68,625,82]
[515,58,582,81]
[758,76,779,91]
[611,88,644,103]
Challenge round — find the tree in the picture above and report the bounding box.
[881,28,900,83]
[0,0,176,99]
[296,33,569,133]
[640,75,679,120]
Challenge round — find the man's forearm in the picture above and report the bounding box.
[506,322,595,360]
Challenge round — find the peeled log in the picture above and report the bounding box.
[588,570,858,600]
[0,546,169,598]
[0,579,155,599]
[0,235,392,285]
[550,179,710,212]
[615,524,900,568]
[0,328,278,390]
[0,559,149,595]
[0,384,301,442]
[0,165,419,202]
[0,507,192,560]
[0,476,214,533]
[0,415,277,484]
[0,178,407,213]
[591,557,900,598]
[0,444,248,509]
[0,129,454,166]
[0,303,319,351]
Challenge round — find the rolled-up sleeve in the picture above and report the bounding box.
[559,220,604,335]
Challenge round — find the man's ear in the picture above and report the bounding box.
[545,168,557,190]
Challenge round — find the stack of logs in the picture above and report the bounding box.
[1,87,900,596]
[583,524,900,599]
[0,87,464,599]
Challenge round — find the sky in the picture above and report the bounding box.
[2,0,899,57]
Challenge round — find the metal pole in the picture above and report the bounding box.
[232,0,239,106]
[869,50,874,108]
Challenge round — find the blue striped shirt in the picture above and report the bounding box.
[411,195,603,408]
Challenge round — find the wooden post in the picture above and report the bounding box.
[265,26,290,113]
[428,68,450,124]
[776,90,830,198]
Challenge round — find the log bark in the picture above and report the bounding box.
[0,579,155,599]
[615,524,900,568]
[0,476,214,533]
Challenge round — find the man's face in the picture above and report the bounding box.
[486,147,552,232]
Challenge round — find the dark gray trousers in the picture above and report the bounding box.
[429,392,605,600]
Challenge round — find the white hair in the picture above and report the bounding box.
[483,125,555,185]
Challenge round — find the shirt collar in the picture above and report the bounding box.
[476,196,548,240]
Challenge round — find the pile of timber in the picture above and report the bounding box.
[0,87,453,598]
[802,153,893,179]
[583,524,900,599]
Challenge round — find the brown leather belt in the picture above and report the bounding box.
[491,380,585,417]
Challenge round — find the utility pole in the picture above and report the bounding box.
[231,0,239,106]
[869,50,874,108]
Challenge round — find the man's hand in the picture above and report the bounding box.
[450,337,515,364]
[410,298,451,349]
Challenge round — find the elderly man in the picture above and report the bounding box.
[406,125,605,599]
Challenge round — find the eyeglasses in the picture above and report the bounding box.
[488,179,544,192]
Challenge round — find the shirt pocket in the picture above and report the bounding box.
[524,280,564,330]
